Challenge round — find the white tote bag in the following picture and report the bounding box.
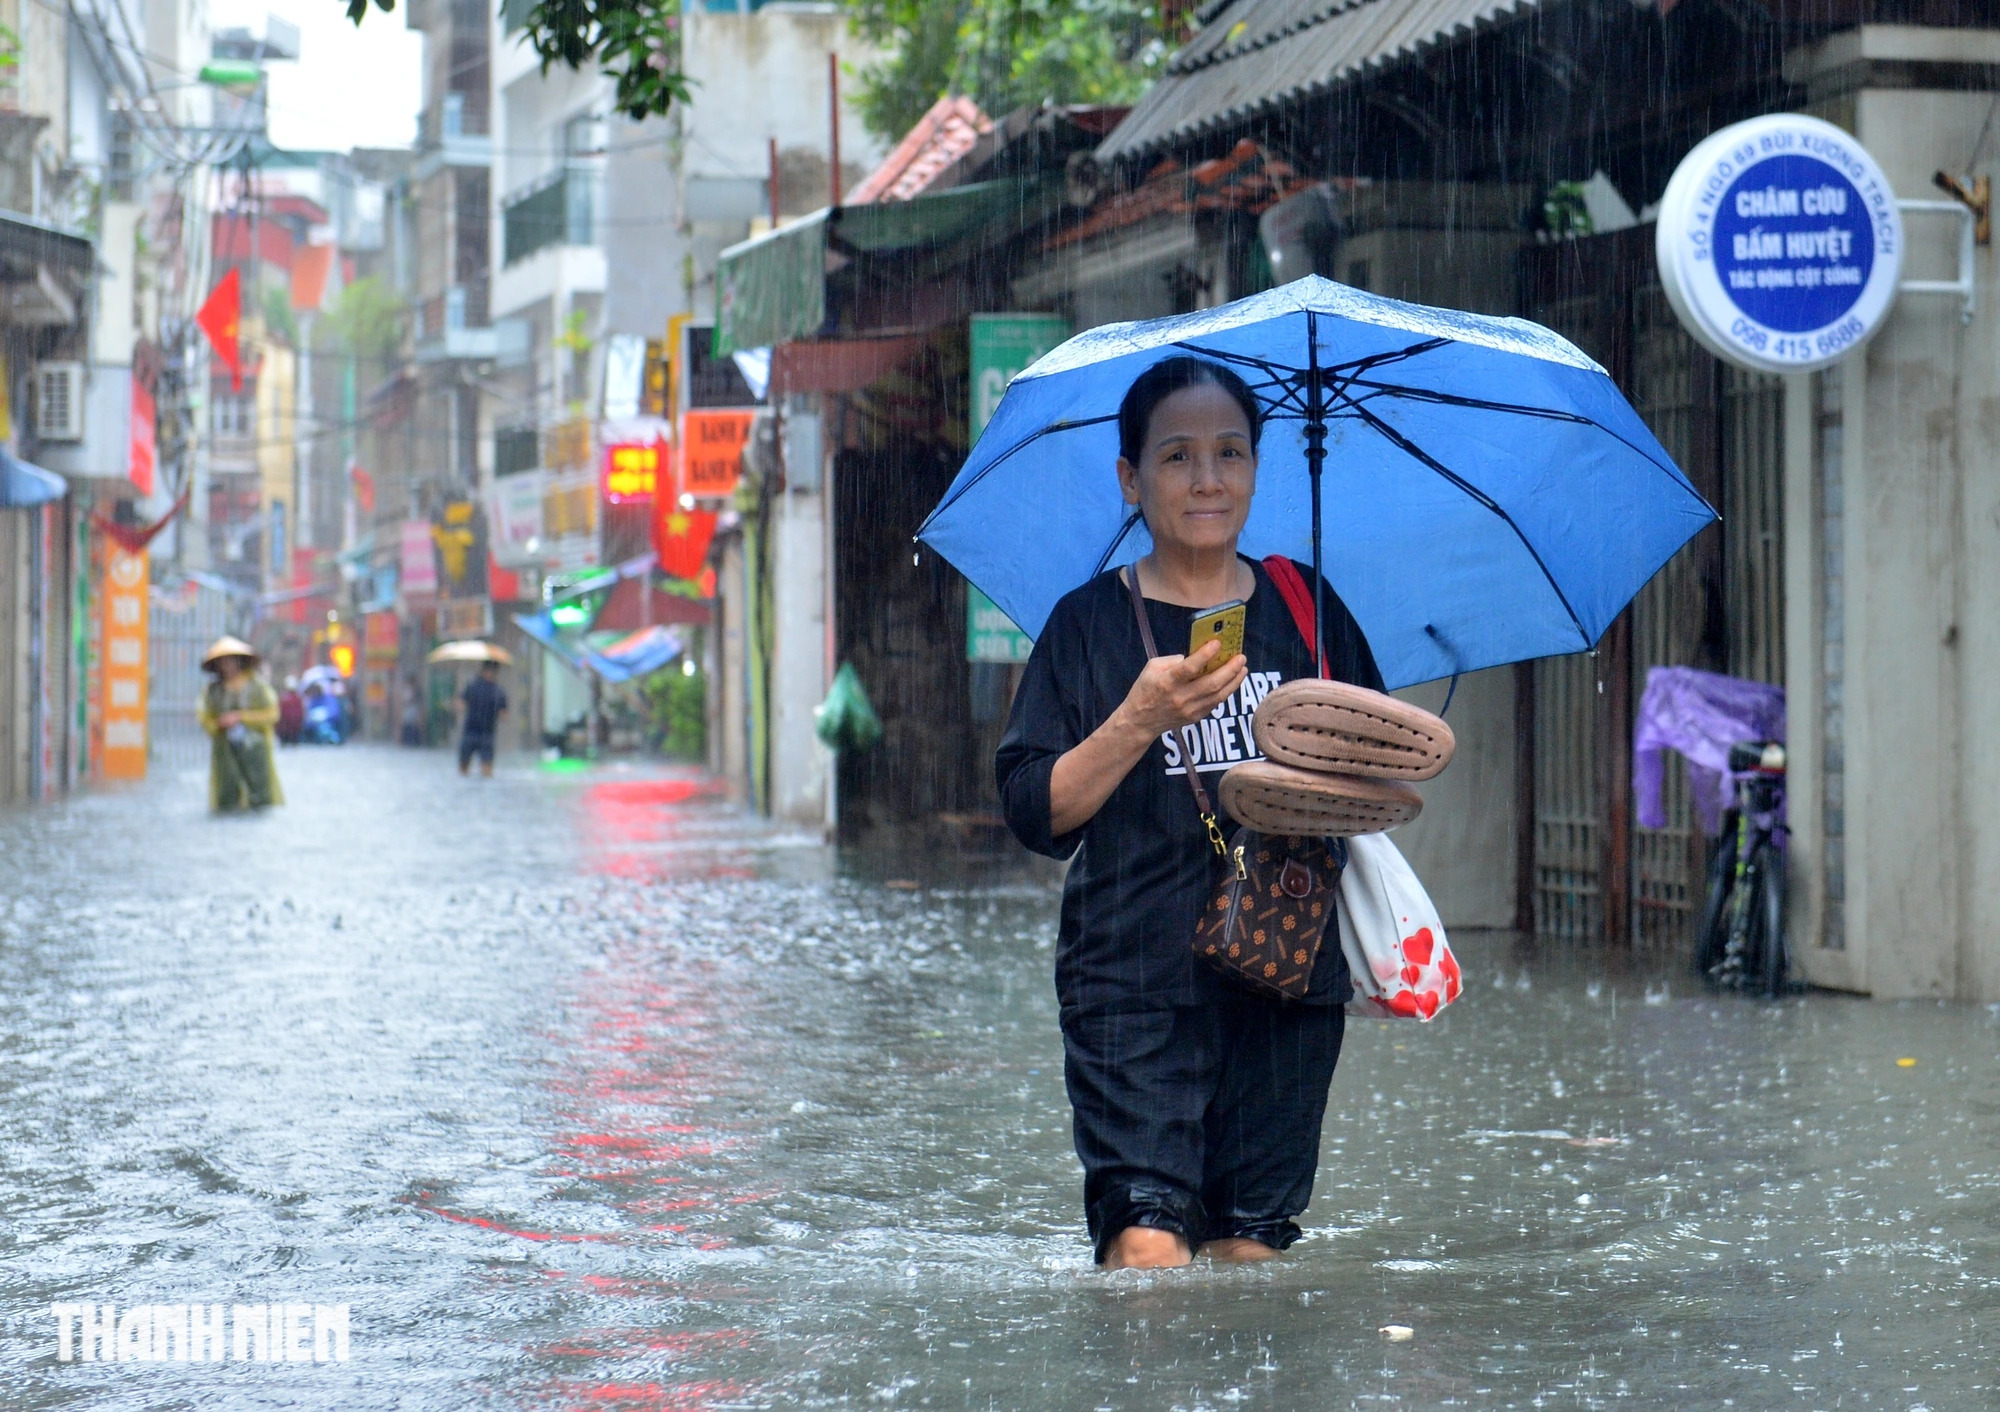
[1336,833,1463,1020]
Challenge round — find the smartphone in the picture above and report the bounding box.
[1188,600,1247,666]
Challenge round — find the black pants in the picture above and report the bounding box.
[458,732,495,767]
[1062,978,1346,1262]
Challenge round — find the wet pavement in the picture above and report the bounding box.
[1,744,1996,1410]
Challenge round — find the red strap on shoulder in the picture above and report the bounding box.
[1261,555,1324,677]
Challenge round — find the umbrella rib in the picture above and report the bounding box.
[914,412,1121,537]
[1166,342,1306,416]
[1323,337,1452,379]
[1347,402,1593,652]
[1343,379,1706,498]
[1089,511,1147,579]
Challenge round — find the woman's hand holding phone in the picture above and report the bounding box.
[1120,639,1249,736]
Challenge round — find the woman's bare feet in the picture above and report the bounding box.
[1199,1236,1280,1262]
[1102,1226,1192,1269]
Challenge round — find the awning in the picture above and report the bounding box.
[512,610,586,672]
[584,625,685,684]
[0,448,68,508]
[592,576,711,633]
[1098,0,1541,161]
[770,336,929,396]
[714,177,1060,355]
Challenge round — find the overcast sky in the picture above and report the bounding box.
[208,0,425,153]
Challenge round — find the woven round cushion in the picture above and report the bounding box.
[1219,760,1423,838]
[1250,679,1455,781]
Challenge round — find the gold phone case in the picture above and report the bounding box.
[1189,600,1247,664]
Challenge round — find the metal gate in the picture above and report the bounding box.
[150,580,235,773]
[1521,232,1785,946]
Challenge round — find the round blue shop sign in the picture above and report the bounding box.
[1657,114,1902,374]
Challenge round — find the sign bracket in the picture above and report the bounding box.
[1896,199,1977,324]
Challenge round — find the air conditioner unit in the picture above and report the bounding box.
[36,361,84,442]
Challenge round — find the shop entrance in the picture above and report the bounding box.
[1520,227,1786,946]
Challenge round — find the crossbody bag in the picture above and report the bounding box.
[1124,566,1342,1001]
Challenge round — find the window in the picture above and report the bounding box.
[213,394,253,437]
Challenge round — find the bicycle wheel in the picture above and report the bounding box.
[1694,823,1737,978]
[1753,841,1788,997]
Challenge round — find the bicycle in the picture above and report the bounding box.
[1693,741,1790,997]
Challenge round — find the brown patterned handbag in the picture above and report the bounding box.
[1124,569,1342,1000]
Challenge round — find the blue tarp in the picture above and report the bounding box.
[0,449,67,508]
[514,612,684,684]
[584,626,684,684]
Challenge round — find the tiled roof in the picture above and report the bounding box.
[1048,139,1300,249]
[849,95,994,204]
[1100,0,1541,160]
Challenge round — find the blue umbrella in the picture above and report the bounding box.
[916,276,1715,690]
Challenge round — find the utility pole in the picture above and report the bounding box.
[828,54,841,207]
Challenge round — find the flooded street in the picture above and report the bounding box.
[0,746,1994,1410]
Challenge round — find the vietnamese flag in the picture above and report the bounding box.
[653,504,717,581]
[197,268,243,390]
[349,462,375,513]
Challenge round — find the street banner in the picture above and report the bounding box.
[100,546,148,780]
[487,471,545,567]
[602,441,662,503]
[129,377,156,498]
[682,409,753,498]
[364,610,399,665]
[438,598,492,638]
[399,520,437,597]
[967,314,1068,662]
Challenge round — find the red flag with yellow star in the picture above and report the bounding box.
[654,504,718,581]
[196,268,243,390]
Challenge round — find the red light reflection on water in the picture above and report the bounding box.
[497,893,777,1403]
[576,775,750,883]
[537,1379,749,1412]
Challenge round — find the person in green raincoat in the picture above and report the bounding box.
[196,636,285,812]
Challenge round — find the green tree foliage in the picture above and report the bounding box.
[344,0,1174,133]
[642,662,707,760]
[261,284,300,346]
[843,0,1183,144]
[320,275,406,369]
[342,0,688,122]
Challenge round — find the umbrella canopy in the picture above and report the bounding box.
[916,276,1715,690]
[426,639,514,666]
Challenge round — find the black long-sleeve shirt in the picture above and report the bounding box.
[996,557,1383,1010]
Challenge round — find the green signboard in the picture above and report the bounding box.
[971,312,1070,438]
[967,313,1069,663]
[967,585,1034,664]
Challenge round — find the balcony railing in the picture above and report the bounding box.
[502,167,600,265]
[419,279,491,339]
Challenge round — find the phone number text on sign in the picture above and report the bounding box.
[1657,114,1902,374]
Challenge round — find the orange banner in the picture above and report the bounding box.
[681,410,753,498]
[100,547,148,780]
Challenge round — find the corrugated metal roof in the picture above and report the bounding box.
[1099,0,1541,161]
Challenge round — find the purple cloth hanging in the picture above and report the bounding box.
[1633,666,1786,835]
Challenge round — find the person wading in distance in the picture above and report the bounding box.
[996,356,1383,1269]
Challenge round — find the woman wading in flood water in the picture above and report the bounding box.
[996,357,1383,1269]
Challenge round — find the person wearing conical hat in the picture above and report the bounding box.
[196,637,285,811]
